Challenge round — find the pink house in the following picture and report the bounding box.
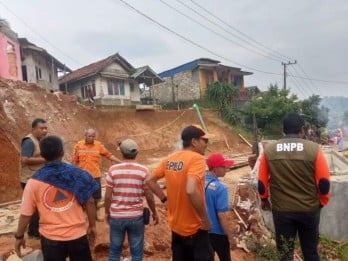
[0,20,22,80]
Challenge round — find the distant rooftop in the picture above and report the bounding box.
[159,58,219,78]
[159,58,252,78]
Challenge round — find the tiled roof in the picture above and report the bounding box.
[59,53,133,84]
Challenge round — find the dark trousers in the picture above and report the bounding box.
[209,233,231,261]
[21,182,40,237]
[272,209,321,261]
[172,229,214,261]
[92,177,102,200]
[41,234,92,261]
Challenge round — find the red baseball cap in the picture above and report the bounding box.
[206,153,234,169]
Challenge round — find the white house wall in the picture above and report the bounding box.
[22,50,59,89]
[63,76,140,104]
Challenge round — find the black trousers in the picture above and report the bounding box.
[21,182,40,237]
[272,209,321,261]
[209,233,231,261]
[92,177,102,200]
[172,229,214,261]
[41,234,93,261]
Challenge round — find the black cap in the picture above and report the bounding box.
[181,125,213,141]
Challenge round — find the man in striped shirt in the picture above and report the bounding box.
[104,139,158,261]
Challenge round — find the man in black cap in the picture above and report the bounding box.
[146,125,214,261]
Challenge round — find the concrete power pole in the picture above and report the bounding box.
[281,60,297,90]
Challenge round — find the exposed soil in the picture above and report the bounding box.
[1,78,347,260]
[0,78,254,260]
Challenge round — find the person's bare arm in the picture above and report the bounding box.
[145,174,167,202]
[186,176,210,231]
[144,184,159,224]
[109,155,122,164]
[21,156,45,165]
[217,211,238,247]
[14,215,31,257]
[84,197,96,247]
[104,187,112,224]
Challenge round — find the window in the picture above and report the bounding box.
[107,79,125,96]
[130,82,134,92]
[81,82,97,99]
[6,42,15,52]
[234,76,242,86]
[35,66,42,81]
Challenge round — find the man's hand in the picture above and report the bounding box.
[87,225,97,248]
[261,198,272,211]
[152,212,159,225]
[200,217,211,231]
[15,238,26,257]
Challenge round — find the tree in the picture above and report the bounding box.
[205,81,243,125]
[301,95,329,128]
[243,84,301,135]
[206,81,238,114]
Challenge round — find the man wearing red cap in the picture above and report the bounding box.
[205,153,235,261]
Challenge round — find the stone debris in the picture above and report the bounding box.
[0,204,20,235]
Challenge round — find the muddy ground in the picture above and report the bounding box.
[0,78,255,260]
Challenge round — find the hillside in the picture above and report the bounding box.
[0,78,251,203]
[321,96,348,129]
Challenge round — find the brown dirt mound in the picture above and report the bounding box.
[0,77,250,203]
[0,78,254,260]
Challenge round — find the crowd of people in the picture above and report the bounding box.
[14,113,331,261]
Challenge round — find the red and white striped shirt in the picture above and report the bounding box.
[106,161,149,219]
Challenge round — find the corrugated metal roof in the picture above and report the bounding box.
[18,38,71,72]
[159,58,220,78]
[131,66,163,85]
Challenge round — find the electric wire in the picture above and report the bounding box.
[159,0,282,62]
[0,1,82,67]
[175,0,285,62]
[116,0,281,75]
[189,0,294,61]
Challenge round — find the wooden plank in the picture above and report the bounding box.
[238,134,252,147]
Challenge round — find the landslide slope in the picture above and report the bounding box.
[0,78,250,203]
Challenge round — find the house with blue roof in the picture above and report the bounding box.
[153,58,252,104]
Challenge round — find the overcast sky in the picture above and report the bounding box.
[1,0,347,99]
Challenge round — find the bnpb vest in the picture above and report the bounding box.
[265,137,320,212]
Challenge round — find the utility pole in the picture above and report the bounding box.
[281,60,297,90]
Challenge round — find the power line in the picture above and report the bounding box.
[115,0,281,75]
[185,0,348,86]
[189,0,294,61]
[296,62,319,90]
[287,67,312,97]
[159,0,282,62]
[0,1,82,67]
[175,0,285,62]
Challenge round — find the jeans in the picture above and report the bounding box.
[272,209,321,261]
[41,234,92,261]
[209,233,231,261]
[172,229,214,261]
[21,182,40,237]
[109,216,144,261]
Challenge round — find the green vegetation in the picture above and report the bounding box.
[205,82,330,138]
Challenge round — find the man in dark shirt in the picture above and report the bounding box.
[20,118,48,238]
